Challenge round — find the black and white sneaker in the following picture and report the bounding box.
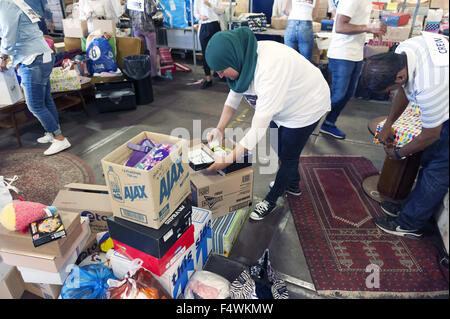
[380,201,402,217]
[374,216,423,239]
[249,200,277,221]
[269,181,302,196]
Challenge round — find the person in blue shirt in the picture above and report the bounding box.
[25,0,53,35]
[0,0,71,155]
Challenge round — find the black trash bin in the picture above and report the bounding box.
[122,55,154,105]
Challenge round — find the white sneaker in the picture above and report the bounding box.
[37,132,54,144]
[44,138,71,156]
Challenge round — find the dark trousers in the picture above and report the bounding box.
[199,21,221,76]
[265,120,319,204]
[397,120,449,230]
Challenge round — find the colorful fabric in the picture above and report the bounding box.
[374,103,422,148]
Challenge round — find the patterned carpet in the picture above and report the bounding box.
[287,156,449,298]
[0,149,94,206]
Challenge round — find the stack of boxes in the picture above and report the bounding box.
[102,133,254,298]
[0,210,90,299]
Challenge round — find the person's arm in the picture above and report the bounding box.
[334,13,386,35]
[193,0,201,20]
[377,87,409,146]
[282,0,291,16]
[0,3,20,60]
[209,0,225,15]
[385,124,443,160]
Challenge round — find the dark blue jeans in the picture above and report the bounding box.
[18,53,61,136]
[324,58,363,125]
[265,120,319,204]
[284,20,314,61]
[397,120,449,230]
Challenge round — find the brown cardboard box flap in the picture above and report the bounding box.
[0,265,25,299]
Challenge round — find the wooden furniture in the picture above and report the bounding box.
[0,83,92,147]
[362,116,422,203]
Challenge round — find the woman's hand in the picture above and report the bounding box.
[207,127,224,144]
[0,56,8,72]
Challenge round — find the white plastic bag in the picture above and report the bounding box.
[184,270,230,299]
[0,176,18,212]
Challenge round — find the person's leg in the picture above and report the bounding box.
[140,31,159,78]
[134,30,147,52]
[284,20,298,52]
[320,58,357,139]
[297,21,314,62]
[265,121,319,204]
[375,120,449,238]
[199,23,212,78]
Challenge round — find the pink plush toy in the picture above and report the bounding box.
[0,200,57,233]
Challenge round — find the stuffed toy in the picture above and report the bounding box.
[0,200,57,233]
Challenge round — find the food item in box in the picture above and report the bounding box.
[124,138,156,167]
[30,213,66,248]
[106,260,171,299]
[136,143,175,171]
[188,148,215,171]
[0,200,56,233]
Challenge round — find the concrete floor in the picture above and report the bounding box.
[0,61,392,299]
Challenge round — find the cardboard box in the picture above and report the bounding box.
[101,131,191,229]
[212,207,250,257]
[109,207,212,298]
[0,218,90,274]
[62,19,88,38]
[76,233,100,264]
[383,26,412,42]
[107,197,193,260]
[52,183,112,235]
[364,44,390,58]
[0,211,82,258]
[112,224,194,277]
[92,19,116,35]
[0,68,23,105]
[54,42,66,53]
[270,16,288,30]
[190,165,253,219]
[430,0,449,10]
[0,264,25,299]
[17,221,90,285]
[24,282,61,299]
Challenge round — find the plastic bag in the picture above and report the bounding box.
[184,271,230,299]
[122,55,152,81]
[87,37,118,75]
[159,0,189,28]
[61,264,116,299]
[0,176,18,212]
[229,249,289,299]
[106,259,171,299]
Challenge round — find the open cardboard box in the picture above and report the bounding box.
[101,131,191,229]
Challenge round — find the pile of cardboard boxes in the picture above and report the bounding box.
[0,131,254,299]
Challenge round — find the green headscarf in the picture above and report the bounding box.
[205,27,258,93]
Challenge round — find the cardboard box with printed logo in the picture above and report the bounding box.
[108,207,212,298]
[101,131,191,229]
[189,140,254,219]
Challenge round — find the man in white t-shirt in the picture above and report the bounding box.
[361,34,449,239]
[204,27,331,221]
[319,0,386,139]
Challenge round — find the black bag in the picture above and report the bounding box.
[94,81,137,113]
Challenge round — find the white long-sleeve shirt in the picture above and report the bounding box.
[194,0,224,24]
[225,41,331,151]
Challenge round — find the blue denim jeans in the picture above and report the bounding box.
[397,120,449,230]
[265,120,319,204]
[284,20,314,61]
[18,53,61,136]
[324,58,363,125]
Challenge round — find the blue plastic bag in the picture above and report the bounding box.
[160,0,189,28]
[185,0,198,26]
[87,37,118,75]
[61,264,116,299]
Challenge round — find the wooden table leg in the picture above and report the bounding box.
[11,111,22,147]
[78,91,89,117]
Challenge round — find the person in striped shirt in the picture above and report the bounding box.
[361,34,449,239]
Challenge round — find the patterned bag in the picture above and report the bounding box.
[374,103,422,148]
[229,249,289,299]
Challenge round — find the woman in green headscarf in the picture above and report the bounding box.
[205,27,331,221]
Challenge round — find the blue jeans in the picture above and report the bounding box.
[397,120,449,230]
[265,120,319,204]
[18,53,61,136]
[284,20,314,61]
[324,58,363,125]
